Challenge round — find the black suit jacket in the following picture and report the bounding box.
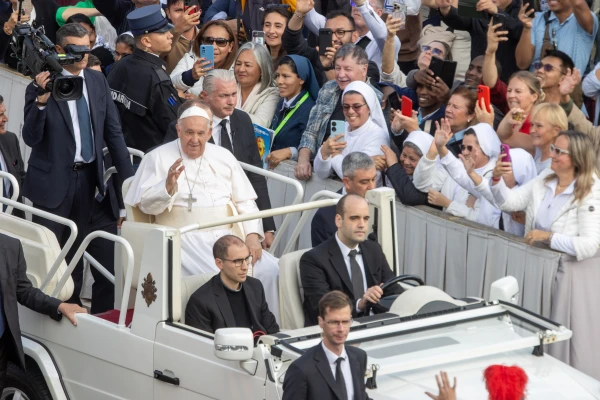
[311,205,337,248]
[0,131,25,217]
[164,109,275,231]
[283,343,370,400]
[185,274,279,334]
[22,68,135,209]
[300,236,404,326]
[0,234,62,371]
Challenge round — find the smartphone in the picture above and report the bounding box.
[401,95,413,117]
[500,144,512,163]
[477,84,491,113]
[439,60,457,89]
[252,31,265,45]
[318,28,333,56]
[388,92,401,110]
[330,120,345,141]
[429,56,444,78]
[184,0,199,15]
[392,1,407,30]
[200,45,214,68]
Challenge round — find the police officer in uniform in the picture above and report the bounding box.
[108,5,182,153]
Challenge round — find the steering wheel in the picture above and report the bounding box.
[364,275,425,316]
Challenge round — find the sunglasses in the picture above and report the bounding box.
[532,62,564,74]
[421,45,444,57]
[201,36,231,47]
[550,144,570,156]
[342,103,367,112]
[460,144,476,152]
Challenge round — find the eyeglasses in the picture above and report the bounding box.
[219,255,253,267]
[421,45,444,57]
[550,144,570,156]
[532,62,565,75]
[333,29,355,38]
[342,103,367,111]
[201,37,231,47]
[325,319,353,327]
[460,144,476,152]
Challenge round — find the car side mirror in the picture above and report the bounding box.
[489,276,519,304]
[214,328,254,361]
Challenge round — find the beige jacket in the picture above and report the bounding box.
[568,105,600,171]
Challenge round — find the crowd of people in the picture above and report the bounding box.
[1,0,600,395]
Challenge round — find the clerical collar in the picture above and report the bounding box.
[220,274,242,292]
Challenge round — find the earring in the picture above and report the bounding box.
[467,119,471,123]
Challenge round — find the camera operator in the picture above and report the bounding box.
[22,23,134,306]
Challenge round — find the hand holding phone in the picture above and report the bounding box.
[200,45,214,68]
[500,144,512,163]
[391,1,407,30]
[477,85,491,113]
[318,28,333,56]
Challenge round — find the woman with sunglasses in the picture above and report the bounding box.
[262,6,291,67]
[266,55,319,170]
[171,20,238,96]
[313,81,390,186]
[233,42,280,128]
[413,122,503,228]
[490,130,600,259]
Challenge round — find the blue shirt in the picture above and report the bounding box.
[529,11,598,73]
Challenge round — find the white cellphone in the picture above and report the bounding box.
[392,1,407,30]
[252,31,265,45]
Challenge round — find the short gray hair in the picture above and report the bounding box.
[203,69,236,95]
[334,43,368,66]
[371,0,384,10]
[403,142,423,158]
[56,23,89,47]
[342,152,375,178]
[234,42,275,93]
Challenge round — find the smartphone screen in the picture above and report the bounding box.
[252,31,265,45]
[200,45,214,67]
[388,93,401,110]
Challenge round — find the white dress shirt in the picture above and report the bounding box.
[335,233,368,312]
[62,69,95,163]
[535,179,577,256]
[212,115,234,152]
[321,342,354,400]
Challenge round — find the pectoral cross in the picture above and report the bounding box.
[187,193,197,211]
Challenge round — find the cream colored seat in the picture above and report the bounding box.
[0,213,74,301]
[179,273,217,323]
[278,249,310,330]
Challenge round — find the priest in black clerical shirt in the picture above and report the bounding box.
[185,235,279,335]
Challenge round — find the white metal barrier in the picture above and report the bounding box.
[0,171,20,215]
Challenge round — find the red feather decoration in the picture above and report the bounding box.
[484,365,528,400]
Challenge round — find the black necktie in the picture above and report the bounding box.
[348,249,365,301]
[219,119,233,153]
[335,357,348,400]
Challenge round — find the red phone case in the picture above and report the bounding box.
[401,95,412,117]
[477,85,491,113]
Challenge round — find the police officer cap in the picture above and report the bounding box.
[127,5,173,36]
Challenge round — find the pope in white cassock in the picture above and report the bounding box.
[124,102,280,322]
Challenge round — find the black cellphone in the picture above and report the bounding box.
[318,28,333,56]
[388,92,401,110]
[428,56,444,78]
[439,60,457,89]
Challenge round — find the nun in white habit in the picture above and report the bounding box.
[124,105,281,322]
[412,122,502,227]
[313,81,390,186]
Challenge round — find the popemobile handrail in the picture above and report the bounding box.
[0,197,78,293]
[282,190,343,255]
[0,171,20,216]
[238,161,305,255]
[51,230,134,328]
[178,198,339,235]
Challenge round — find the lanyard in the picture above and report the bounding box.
[274,92,310,137]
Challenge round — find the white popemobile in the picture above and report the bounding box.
[1,165,600,400]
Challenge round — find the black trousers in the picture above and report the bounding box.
[32,166,96,305]
[0,330,10,392]
[86,194,118,314]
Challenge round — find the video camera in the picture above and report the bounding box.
[10,0,90,101]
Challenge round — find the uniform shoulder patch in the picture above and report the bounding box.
[153,67,171,82]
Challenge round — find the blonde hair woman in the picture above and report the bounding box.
[490,130,600,260]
